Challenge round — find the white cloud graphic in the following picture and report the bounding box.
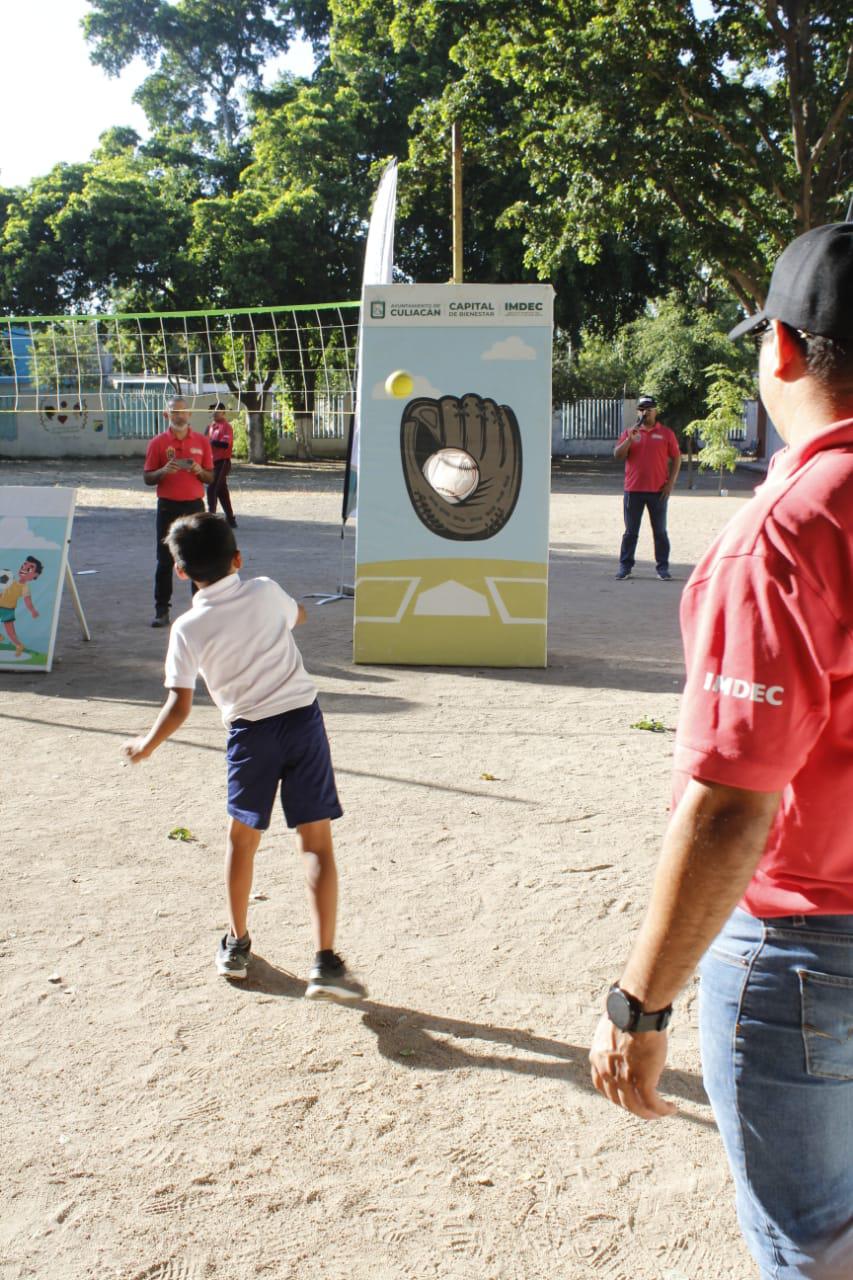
[372,373,443,400]
[481,336,536,361]
[0,516,62,550]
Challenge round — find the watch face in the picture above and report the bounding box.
[606,985,635,1031]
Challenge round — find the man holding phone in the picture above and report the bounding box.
[143,395,214,627]
[612,395,681,580]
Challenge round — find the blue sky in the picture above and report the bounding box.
[0,0,315,188]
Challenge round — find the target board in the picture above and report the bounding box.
[0,487,76,672]
[355,284,553,666]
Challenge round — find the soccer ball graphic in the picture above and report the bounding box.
[0,568,13,589]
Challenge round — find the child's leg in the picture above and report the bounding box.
[296,819,338,952]
[225,816,263,938]
[3,618,21,649]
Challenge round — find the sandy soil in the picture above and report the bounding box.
[1,455,764,1280]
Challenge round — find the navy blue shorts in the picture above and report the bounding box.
[225,699,342,831]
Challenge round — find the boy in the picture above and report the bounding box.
[122,513,365,1001]
[0,555,42,656]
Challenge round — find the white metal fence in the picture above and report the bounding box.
[558,398,624,440]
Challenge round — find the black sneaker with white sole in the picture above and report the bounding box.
[216,932,252,978]
[304,952,367,1002]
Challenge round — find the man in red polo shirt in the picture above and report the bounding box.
[144,396,213,627]
[589,222,853,1277]
[613,396,681,580]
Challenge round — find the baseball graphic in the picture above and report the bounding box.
[401,393,523,541]
[422,448,480,504]
[385,370,414,398]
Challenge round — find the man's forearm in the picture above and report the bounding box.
[619,779,780,1011]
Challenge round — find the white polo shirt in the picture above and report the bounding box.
[164,573,317,726]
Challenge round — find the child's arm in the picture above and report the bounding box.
[24,592,38,619]
[122,688,194,763]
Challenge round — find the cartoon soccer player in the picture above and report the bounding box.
[0,556,43,657]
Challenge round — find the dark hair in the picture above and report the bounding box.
[766,326,853,393]
[24,555,43,576]
[165,513,237,585]
[802,333,853,392]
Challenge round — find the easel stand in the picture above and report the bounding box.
[64,563,92,640]
[304,522,355,606]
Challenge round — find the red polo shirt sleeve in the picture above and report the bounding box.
[144,435,165,471]
[674,553,840,792]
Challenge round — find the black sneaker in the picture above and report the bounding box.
[151,608,171,628]
[614,568,632,580]
[227,518,238,528]
[216,932,252,978]
[657,569,673,581]
[304,953,367,1003]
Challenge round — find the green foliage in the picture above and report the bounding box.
[684,363,755,486]
[83,0,306,155]
[630,717,668,733]
[231,408,280,461]
[561,293,754,431]
[394,0,852,310]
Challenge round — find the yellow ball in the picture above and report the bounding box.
[385,370,414,398]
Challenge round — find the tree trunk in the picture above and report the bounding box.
[248,410,265,464]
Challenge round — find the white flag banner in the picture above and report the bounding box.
[344,160,398,523]
[362,160,398,287]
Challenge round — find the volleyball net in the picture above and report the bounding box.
[0,303,359,440]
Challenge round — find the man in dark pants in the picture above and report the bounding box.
[613,396,681,580]
[143,396,213,627]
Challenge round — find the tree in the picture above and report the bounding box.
[0,143,196,315]
[560,292,754,429]
[82,0,324,158]
[684,364,754,492]
[391,0,852,310]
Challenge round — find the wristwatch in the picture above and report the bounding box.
[606,984,673,1033]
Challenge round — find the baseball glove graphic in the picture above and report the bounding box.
[400,394,523,540]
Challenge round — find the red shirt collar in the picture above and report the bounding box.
[765,416,853,483]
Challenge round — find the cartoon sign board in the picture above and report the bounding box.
[354,284,553,666]
[0,487,75,672]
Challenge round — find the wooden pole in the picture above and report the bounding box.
[451,122,463,283]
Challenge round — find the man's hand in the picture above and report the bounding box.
[122,736,154,763]
[589,1014,676,1120]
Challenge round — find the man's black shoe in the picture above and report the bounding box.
[151,608,171,628]
[614,569,632,580]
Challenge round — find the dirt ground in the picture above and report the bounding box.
[1,455,764,1280]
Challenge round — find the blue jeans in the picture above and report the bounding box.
[699,909,853,1278]
[619,490,670,573]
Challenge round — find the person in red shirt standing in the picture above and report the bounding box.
[589,223,853,1278]
[143,395,213,628]
[613,396,681,579]
[206,403,237,528]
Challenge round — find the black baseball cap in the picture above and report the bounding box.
[729,223,853,342]
[637,395,657,409]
